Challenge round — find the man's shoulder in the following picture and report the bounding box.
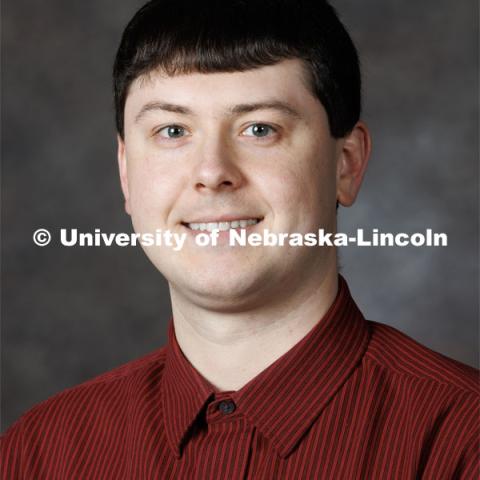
[363,319,479,477]
[1,346,170,476]
[365,319,479,396]
[2,345,168,437]
[80,345,168,386]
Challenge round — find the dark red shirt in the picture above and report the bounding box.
[2,276,479,479]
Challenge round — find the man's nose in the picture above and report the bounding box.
[192,137,244,192]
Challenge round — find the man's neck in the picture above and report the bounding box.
[170,267,338,392]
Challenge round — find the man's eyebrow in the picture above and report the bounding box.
[229,101,302,119]
[135,102,194,123]
[134,100,302,123]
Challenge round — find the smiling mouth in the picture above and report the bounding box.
[182,218,263,232]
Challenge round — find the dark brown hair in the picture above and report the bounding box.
[113,0,361,139]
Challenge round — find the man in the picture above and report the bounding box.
[2,0,478,478]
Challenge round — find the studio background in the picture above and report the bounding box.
[2,0,478,431]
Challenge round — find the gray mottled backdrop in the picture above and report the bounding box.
[2,1,478,431]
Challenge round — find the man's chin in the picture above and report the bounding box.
[168,274,270,312]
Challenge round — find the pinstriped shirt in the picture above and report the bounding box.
[2,276,479,479]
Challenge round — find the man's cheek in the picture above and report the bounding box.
[269,174,305,208]
[129,184,163,229]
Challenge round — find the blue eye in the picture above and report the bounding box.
[242,123,276,138]
[158,125,187,138]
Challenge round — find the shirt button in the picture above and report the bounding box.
[218,400,236,415]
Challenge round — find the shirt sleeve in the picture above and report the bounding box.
[1,420,25,480]
[456,433,480,480]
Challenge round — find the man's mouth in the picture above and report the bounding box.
[182,218,262,232]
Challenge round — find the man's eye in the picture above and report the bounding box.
[242,123,277,138]
[157,125,187,138]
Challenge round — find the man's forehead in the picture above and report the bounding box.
[125,59,319,119]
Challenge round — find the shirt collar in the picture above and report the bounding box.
[162,275,370,459]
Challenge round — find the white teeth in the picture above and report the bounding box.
[187,218,260,231]
[219,222,230,231]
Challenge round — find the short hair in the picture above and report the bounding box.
[113,0,361,139]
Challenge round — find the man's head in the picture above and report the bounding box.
[114,0,370,312]
[113,0,361,140]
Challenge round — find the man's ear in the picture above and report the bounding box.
[336,121,372,207]
[117,135,132,215]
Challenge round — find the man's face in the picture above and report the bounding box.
[119,59,343,311]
